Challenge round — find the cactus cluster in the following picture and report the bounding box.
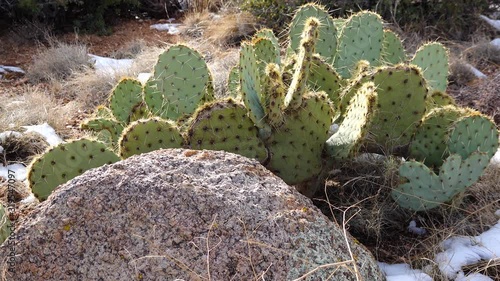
[25,3,499,212]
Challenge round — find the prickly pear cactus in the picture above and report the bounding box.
[227,65,240,99]
[325,82,378,160]
[340,65,428,153]
[392,152,490,211]
[144,44,214,120]
[239,41,268,133]
[187,99,268,162]
[129,101,150,123]
[119,117,185,159]
[263,63,286,127]
[288,3,338,64]
[0,204,10,244]
[254,28,280,54]
[266,92,334,184]
[108,78,144,123]
[28,139,120,201]
[427,90,456,108]
[253,37,280,67]
[80,117,124,146]
[381,30,406,65]
[411,42,449,92]
[408,106,473,167]
[334,11,384,78]
[284,17,319,110]
[308,54,344,106]
[447,114,499,160]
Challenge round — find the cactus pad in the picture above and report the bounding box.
[288,3,337,64]
[409,106,472,167]
[334,11,384,78]
[119,117,185,159]
[80,117,124,146]
[411,42,449,92]
[227,65,240,99]
[187,99,268,162]
[253,37,280,66]
[144,44,213,120]
[129,101,151,123]
[266,92,334,184]
[28,139,120,201]
[263,63,286,127]
[393,152,490,211]
[381,30,406,64]
[447,114,499,160]
[308,54,344,106]
[108,78,143,123]
[427,90,456,108]
[326,82,378,159]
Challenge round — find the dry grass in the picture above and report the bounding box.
[27,42,90,83]
[449,58,477,86]
[0,87,79,136]
[111,39,147,59]
[0,132,48,165]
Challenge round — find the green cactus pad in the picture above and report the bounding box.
[240,42,266,126]
[128,101,151,123]
[447,114,499,160]
[95,105,114,118]
[144,44,213,120]
[28,139,120,201]
[227,65,240,99]
[253,37,280,66]
[308,54,344,106]
[266,92,334,185]
[0,204,11,244]
[393,152,490,211]
[288,3,338,64]
[334,11,384,78]
[80,117,124,146]
[411,42,449,92]
[341,65,428,152]
[119,117,185,159]
[427,90,456,108]
[254,28,280,54]
[325,82,378,160]
[381,30,406,65]
[263,63,286,127]
[409,106,472,167]
[285,18,319,110]
[108,78,144,123]
[187,99,268,162]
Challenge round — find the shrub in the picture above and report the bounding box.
[27,42,90,83]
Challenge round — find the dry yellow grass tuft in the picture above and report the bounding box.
[0,87,78,135]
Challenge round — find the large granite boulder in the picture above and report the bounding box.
[0,149,384,280]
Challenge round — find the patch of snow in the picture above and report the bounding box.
[467,64,487,79]
[22,123,63,146]
[20,194,36,204]
[408,220,427,236]
[456,272,493,281]
[378,262,433,281]
[0,163,27,181]
[491,38,500,49]
[435,220,500,279]
[137,72,152,84]
[491,146,500,164]
[0,146,3,154]
[150,23,181,35]
[0,65,25,74]
[88,54,133,76]
[479,15,500,31]
[0,131,22,143]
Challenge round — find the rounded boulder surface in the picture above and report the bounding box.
[0,149,384,280]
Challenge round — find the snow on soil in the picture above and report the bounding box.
[150,23,181,35]
[22,123,63,146]
[0,65,25,79]
[88,54,133,76]
[379,262,432,281]
[0,123,63,181]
